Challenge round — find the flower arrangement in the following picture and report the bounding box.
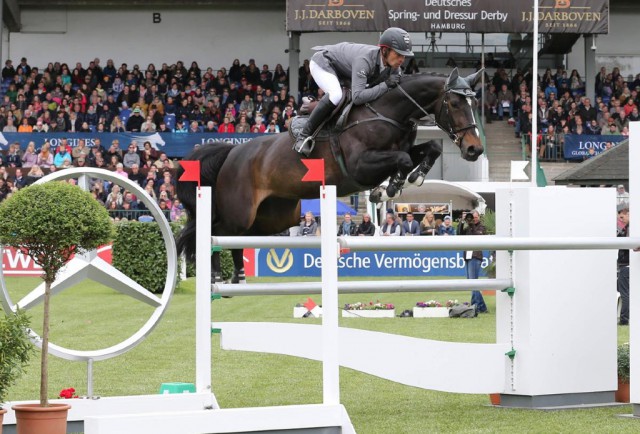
[344,301,395,310]
[416,300,442,308]
[416,300,463,308]
[59,387,79,399]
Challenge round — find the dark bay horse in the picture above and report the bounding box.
[177,68,483,282]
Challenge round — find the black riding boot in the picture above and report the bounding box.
[293,96,337,157]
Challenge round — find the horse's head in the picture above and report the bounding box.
[436,68,484,161]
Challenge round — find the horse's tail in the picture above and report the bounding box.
[176,143,235,262]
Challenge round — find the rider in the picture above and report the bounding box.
[293,27,414,157]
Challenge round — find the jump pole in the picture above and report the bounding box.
[321,185,340,405]
[196,186,212,395]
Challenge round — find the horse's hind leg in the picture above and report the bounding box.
[230,249,246,284]
[212,252,222,283]
[407,140,443,186]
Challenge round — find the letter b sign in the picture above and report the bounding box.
[153,12,161,23]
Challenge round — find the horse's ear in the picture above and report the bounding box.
[447,68,459,88]
[465,69,484,89]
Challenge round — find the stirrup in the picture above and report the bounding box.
[293,136,315,157]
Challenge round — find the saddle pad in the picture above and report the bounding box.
[289,116,331,141]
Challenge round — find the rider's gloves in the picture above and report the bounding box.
[385,75,400,89]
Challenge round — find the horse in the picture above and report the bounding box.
[176,68,484,282]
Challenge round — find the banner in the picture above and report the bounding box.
[255,247,489,277]
[0,132,262,159]
[2,245,112,276]
[286,0,609,34]
[562,134,626,160]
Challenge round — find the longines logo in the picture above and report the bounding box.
[292,0,375,24]
[521,0,602,28]
[266,249,294,274]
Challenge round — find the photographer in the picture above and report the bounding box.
[460,210,489,314]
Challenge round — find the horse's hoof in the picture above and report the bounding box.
[408,171,425,186]
[387,184,397,197]
[369,189,383,203]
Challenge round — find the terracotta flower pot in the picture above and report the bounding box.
[12,403,71,434]
[615,380,630,403]
[489,393,501,406]
[0,408,7,434]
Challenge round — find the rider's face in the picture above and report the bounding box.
[385,50,406,69]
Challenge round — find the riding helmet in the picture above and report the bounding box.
[379,28,414,57]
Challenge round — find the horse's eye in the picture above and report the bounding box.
[451,100,461,109]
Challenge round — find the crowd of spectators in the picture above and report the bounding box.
[0,55,324,220]
[0,135,185,221]
[480,66,638,159]
[0,55,316,136]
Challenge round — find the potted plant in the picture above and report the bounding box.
[0,182,113,434]
[413,300,459,318]
[342,301,395,318]
[0,308,33,433]
[616,343,630,403]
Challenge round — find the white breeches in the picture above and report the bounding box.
[310,60,343,105]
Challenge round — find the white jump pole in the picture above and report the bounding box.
[196,186,212,394]
[630,122,640,414]
[321,185,339,405]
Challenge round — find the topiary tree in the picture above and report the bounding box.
[0,182,113,407]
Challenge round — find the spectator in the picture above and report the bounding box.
[3,117,17,132]
[617,185,630,207]
[298,211,318,236]
[18,117,32,132]
[153,152,174,170]
[497,84,514,121]
[53,146,72,168]
[21,141,38,168]
[36,142,54,169]
[106,139,123,162]
[123,142,141,168]
[379,212,401,236]
[71,139,90,163]
[460,211,489,313]
[6,143,22,167]
[170,199,184,222]
[13,168,27,189]
[617,208,630,326]
[126,107,144,131]
[420,211,437,236]
[438,216,456,235]
[26,165,45,184]
[402,212,420,236]
[128,163,145,186]
[337,212,357,236]
[356,213,375,236]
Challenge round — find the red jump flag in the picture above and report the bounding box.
[178,160,201,188]
[301,159,325,187]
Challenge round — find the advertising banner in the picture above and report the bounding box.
[2,245,112,277]
[562,134,626,160]
[255,247,489,277]
[0,132,262,159]
[286,0,609,34]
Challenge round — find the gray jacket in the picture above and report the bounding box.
[311,42,400,105]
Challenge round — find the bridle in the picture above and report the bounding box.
[397,82,479,147]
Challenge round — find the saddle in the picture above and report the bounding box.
[289,88,353,142]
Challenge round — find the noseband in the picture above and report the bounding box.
[397,83,479,147]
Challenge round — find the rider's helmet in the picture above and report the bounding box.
[379,28,414,57]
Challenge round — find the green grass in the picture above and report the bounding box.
[4,276,634,433]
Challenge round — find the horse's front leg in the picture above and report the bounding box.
[407,140,443,187]
[352,150,413,203]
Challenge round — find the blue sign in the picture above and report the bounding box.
[0,132,263,158]
[562,134,626,160]
[255,248,490,277]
